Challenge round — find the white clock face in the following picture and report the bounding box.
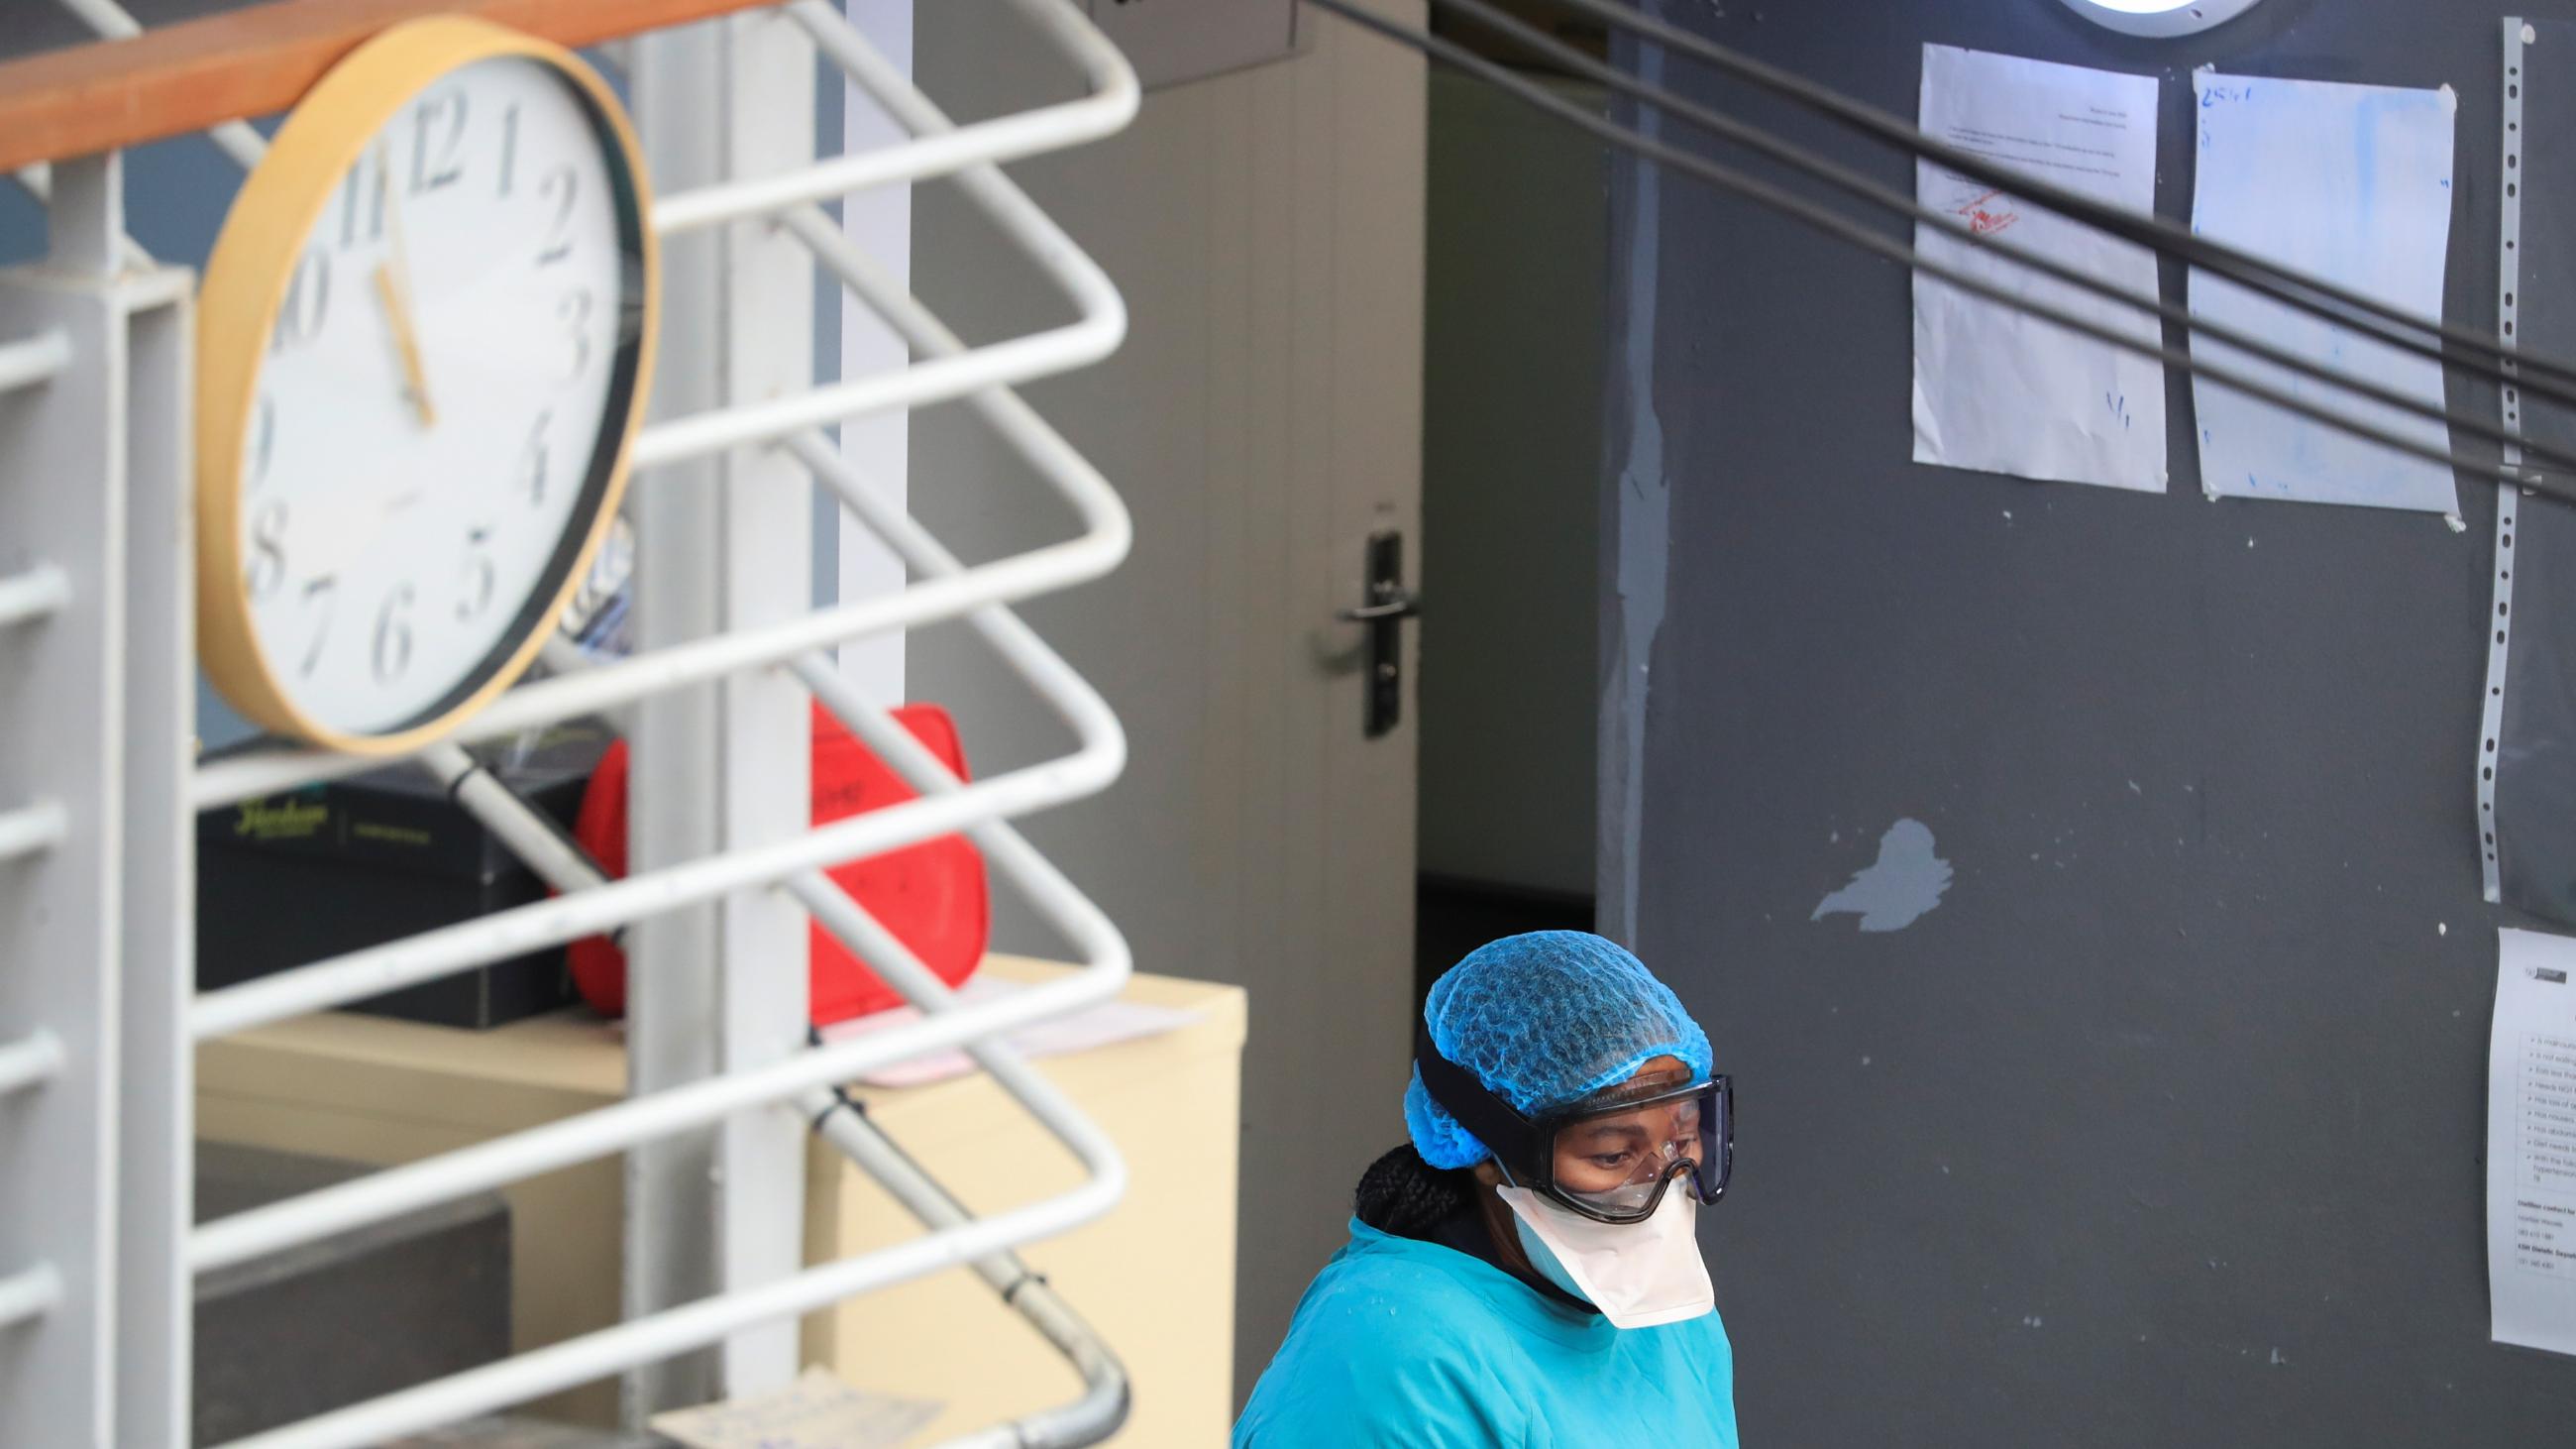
[240,55,636,736]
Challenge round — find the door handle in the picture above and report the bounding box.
[1338,594,1421,623]
[1342,529,1419,738]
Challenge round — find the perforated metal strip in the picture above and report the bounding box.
[2480,18,2531,904]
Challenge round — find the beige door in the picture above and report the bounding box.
[909,3,1427,1405]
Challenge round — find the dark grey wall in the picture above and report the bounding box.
[1606,1,2576,1444]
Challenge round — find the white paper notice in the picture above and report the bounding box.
[1913,46,2165,492]
[2190,71,2459,514]
[2489,929,2576,1357]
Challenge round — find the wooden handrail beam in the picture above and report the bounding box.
[0,0,781,174]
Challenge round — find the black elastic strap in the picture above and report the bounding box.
[1412,1030,1548,1176]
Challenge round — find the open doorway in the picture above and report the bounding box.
[1415,9,1612,1006]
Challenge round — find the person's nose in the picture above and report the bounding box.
[1630,1136,1683,1183]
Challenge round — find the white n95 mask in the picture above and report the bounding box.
[1497,1180,1715,1329]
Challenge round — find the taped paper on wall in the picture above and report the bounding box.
[2489,928,2576,1357]
[1911,45,2166,493]
[2189,70,2460,514]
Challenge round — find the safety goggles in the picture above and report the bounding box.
[1416,1034,1734,1225]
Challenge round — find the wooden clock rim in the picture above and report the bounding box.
[195,14,660,758]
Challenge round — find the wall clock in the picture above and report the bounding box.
[196,16,658,754]
[2055,0,2268,38]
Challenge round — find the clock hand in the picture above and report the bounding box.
[373,266,437,428]
[374,140,437,427]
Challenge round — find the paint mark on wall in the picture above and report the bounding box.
[1604,37,1674,941]
[1811,818,1954,932]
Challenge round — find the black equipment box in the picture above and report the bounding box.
[196,721,613,1029]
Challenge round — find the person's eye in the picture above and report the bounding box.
[1589,1152,1635,1170]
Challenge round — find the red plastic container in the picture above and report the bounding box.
[565,702,989,1024]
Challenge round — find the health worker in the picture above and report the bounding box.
[1235,931,1740,1446]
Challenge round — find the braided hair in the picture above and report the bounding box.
[1353,1142,1480,1238]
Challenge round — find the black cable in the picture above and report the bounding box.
[805,1021,870,1123]
[1433,0,2576,478]
[1551,0,2576,407]
[1309,0,2561,501]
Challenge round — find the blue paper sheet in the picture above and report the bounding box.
[2189,70,2460,515]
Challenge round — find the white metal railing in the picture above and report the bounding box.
[0,564,71,629]
[428,553,1139,1446]
[197,315,1145,1269]
[651,0,1131,234]
[0,1263,63,1333]
[0,801,66,862]
[427,626,1133,1433]
[0,328,71,392]
[0,1029,63,1098]
[2,0,1147,1445]
[234,626,1144,1444]
[799,1082,1128,1449]
[8,165,160,271]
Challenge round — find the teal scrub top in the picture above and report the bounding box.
[1234,1219,1740,1448]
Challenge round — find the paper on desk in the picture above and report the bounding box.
[2489,929,2576,1357]
[818,973,1203,1088]
[1912,46,2165,492]
[650,1366,940,1449]
[2189,70,2459,514]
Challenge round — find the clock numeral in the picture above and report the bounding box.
[535,167,578,266]
[520,410,554,506]
[498,104,520,197]
[338,148,387,249]
[247,394,276,492]
[409,89,469,195]
[271,248,331,354]
[374,584,417,683]
[557,289,593,381]
[298,576,338,677]
[245,500,287,602]
[459,527,497,620]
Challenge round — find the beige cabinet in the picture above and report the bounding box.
[198,956,1245,1445]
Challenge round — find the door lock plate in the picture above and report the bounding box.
[1339,529,1419,738]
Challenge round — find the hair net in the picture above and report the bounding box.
[1404,931,1713,1170]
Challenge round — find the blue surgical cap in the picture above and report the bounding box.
[1404,930,1713,1170]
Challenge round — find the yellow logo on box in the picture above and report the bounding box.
[233,797,328,841]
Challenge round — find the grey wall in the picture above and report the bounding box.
[1607,0,2576,1444]
[1417,70,1604,899]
